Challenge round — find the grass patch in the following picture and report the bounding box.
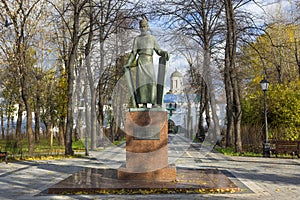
[214,146,262,157]
[0,137,86,162]
[112,138,126,146]
[7,153,84,162]
[215,146,299,158]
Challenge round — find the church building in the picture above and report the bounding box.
[170,70,183,94]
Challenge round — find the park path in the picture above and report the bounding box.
[0,133,299,200]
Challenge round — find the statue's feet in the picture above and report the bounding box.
[152,104,162,108]
[138,103,162,109]
[138,103,149,108]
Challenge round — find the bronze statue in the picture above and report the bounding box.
[124,17,169,108]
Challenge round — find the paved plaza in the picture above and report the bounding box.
[0,133,299,200]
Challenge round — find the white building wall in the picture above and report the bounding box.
[170,77,183,94]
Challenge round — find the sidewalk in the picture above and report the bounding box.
[0,145,299,200]
[185,145,300,200]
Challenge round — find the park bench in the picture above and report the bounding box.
[270,140,300,158]
[0,151,8,164]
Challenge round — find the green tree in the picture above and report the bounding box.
[242,79,300,141]
[241,23,300,142]
[241,23,300,83]
[268,81,300,141]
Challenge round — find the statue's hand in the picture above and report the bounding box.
[160,51,169,61]
[165,52,170,61]
[123,65,130,73]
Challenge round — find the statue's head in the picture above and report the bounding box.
[139,17,149,34]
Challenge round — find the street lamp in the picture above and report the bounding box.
[260,77,270,157]
[166,102,177,119]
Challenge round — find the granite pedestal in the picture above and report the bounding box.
[117,109,176,181]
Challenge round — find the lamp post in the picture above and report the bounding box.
[260,77,270,157]
[166,102,177,119]
[166,102,177,134]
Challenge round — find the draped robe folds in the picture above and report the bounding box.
[126,33,167,105]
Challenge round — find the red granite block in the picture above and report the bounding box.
[118,164,176,181]
[117,110,176,181]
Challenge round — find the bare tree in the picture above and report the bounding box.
[153,0,224,141]
[48,0,142,153]
[224,0,242,152]
[1,0,44,155]
[172,36,209,140]
[92,0,141,148]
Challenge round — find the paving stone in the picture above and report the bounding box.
[0,133,299,199]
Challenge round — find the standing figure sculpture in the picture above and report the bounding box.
[124,17,169,108]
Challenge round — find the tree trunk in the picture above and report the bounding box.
[65,48,75,155]
[225,0,242,152]
[15,103,24,148]
[232,78,242,152]
[204,82,210,131]
[97,24,106,147]
[187,96,192,138]
[203,49,221,141]
[21,77,35,155]
[225,71,233,147]
[16,103,23,142]
[83,3,97,149]
[50,124,53,148]
[224,32,234,147]
[294,39,300,79]
[84,88,91,150]
[1,107,4,139]
[34,87,41,143]
[90,92,97,148]
[197,79,206,141]
[6,114,10,140]
[75,107,83,141]
[58,120,65,146]
[44,120,50,138]
[65,1,81,156]
[75,56,83,142]
[11,117,14,139]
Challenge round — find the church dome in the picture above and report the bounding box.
[171,70,183,78]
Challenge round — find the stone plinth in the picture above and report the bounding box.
[48,168,241,195]
[118,164,176,181]
[117,110,176,181]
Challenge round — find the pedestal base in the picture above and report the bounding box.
[118,164,176,181]
[118,110,176,181]
[47,168,241,195]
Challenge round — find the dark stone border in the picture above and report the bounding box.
[47,167,241,195]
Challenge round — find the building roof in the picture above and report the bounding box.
[171,70,183,78]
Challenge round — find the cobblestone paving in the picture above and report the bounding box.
[0,134,299,200]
